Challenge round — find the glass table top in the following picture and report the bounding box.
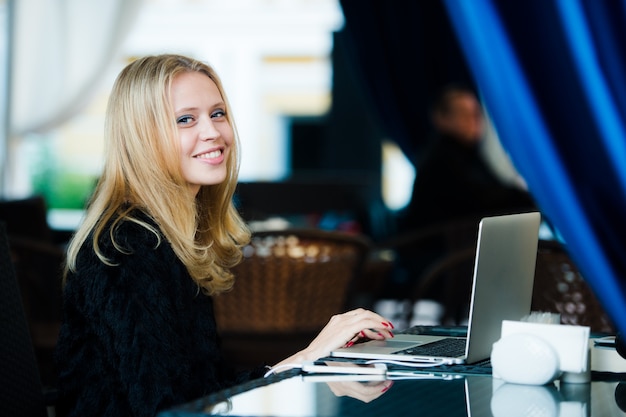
[162,372,625,417]
[160,334,626,417]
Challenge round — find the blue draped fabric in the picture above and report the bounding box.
[443,0,626,333]
[338,0,475,163]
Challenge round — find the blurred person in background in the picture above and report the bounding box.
[382,85,537,325]
[401,84,536,230]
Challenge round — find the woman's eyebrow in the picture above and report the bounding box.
[175,102,226,113]
[175,106,199,114]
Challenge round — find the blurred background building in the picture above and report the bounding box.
[0,0,425,234]
[1,0,525,240]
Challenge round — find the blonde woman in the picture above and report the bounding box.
[55,54,394,417]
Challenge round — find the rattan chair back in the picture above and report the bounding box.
[532,239,616,334]
[214,229,370,334]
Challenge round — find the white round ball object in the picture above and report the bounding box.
[491,333,560,385]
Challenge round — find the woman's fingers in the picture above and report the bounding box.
[282,308,397,363]
[359,327,395,340]
[343,309,395,337]
[337,308,395,331]
[330,309,395,348]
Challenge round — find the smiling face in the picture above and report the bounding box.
[171,71,234,196]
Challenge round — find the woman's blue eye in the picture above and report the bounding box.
[211,110,226,119]
[177,115,194,124]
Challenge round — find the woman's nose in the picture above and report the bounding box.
[199,118,220,141]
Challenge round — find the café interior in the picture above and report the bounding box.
[2,1,626,416]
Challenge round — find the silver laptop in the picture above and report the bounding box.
[331,212,541,365]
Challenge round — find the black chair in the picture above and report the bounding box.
[0,196,65,387]
[409,246,476,325]
[377,218,479,324]
[8,235,64,388]
[0,221,54,417]
[0,195,54,242]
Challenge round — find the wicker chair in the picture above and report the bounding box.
[532,239,616,334]
[408,239,617,334]
[213,229,370,369]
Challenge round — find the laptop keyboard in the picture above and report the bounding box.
[394,337,467,357]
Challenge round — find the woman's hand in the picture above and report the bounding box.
[272,308,394,370]
[326,379,393,403]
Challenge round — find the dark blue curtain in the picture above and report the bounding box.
[338,0,474,163]
[443,0,626,334]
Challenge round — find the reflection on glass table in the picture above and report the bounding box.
[160,372,626,417]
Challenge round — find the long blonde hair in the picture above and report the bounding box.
[65,54,250,295]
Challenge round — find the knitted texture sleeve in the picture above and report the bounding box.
[55,216,263,417]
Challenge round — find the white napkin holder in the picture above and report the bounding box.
[491,320,590,385]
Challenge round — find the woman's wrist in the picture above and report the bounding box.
[272,346,321,370]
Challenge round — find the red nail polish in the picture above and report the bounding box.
[381,322,389,327]
[360,330,366,337]
[346,341,354,348]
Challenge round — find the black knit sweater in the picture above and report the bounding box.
[55,213,263,417]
